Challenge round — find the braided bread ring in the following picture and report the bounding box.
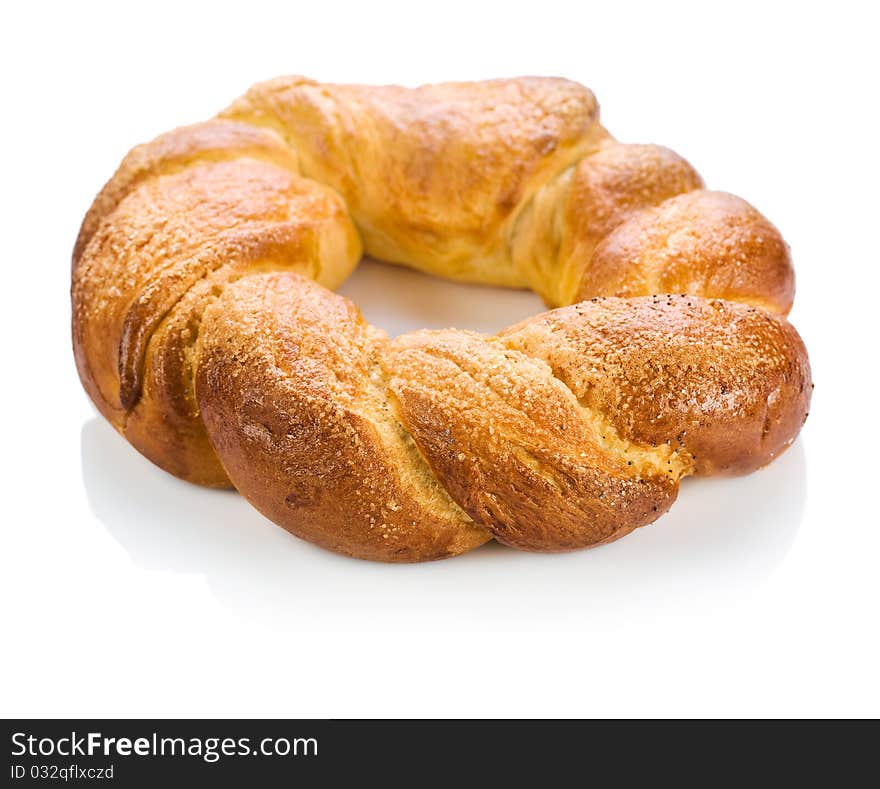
[72,77,811,561]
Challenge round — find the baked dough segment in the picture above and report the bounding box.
[219,79,793,314]
[72,149,361,485]
[578,191,795,313]
[384,329,679,551]
[501,295,811,475]
[194,273,489,561]
[222,76,611,285]
[550,143,706,306]
[74,120,302,263]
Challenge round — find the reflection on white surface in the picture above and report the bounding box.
[79,260,808,631]
[81,419,806,631]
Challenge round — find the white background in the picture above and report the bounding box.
[2,0,878,717]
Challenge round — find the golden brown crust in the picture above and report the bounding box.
[384,329,678,551]
[552,144,705,305]
[73,120,301,265]
[195,274,489,561]
[578,190,795,314]
[502,295,812,476]
[192,281,810,555]
[221,76,612,285]
[71,76,811,560]
[72,146,361,486]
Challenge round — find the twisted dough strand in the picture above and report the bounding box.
[222,77,794,310]
[72,77,811,561]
